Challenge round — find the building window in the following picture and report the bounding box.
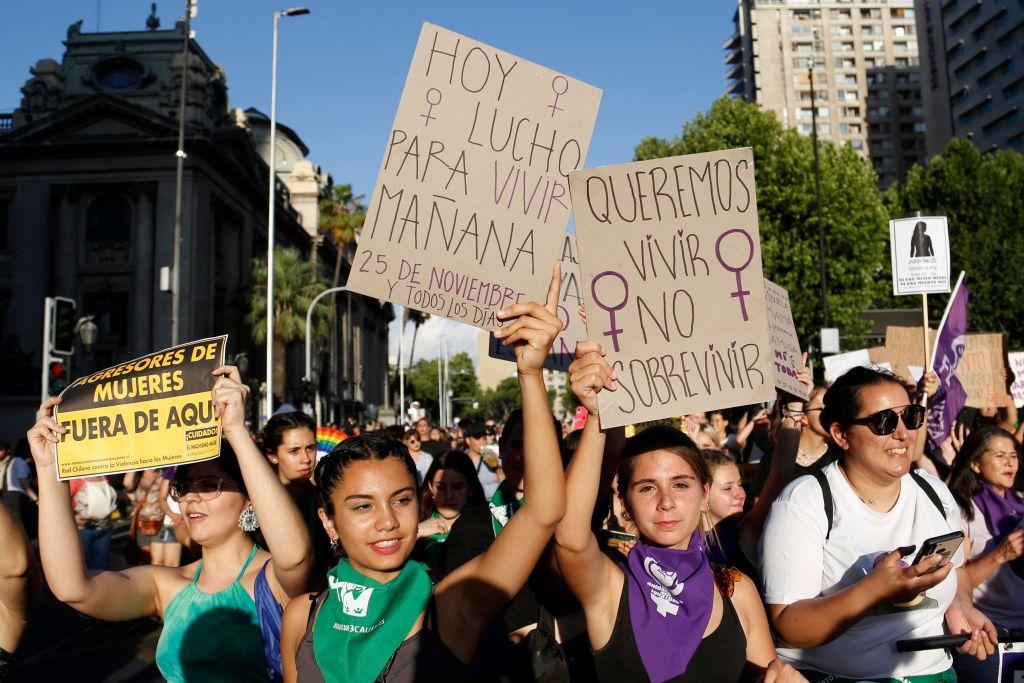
[93,57,145,91]
[85,194,132,266]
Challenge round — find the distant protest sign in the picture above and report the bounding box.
[345,23,602,330]
[489,233,586,371]
[1008,352,1024,408]
[959,333,1008,409]
[569,148,775,429]
[889,216,950,296]
[824,349,873,383]
[884,325,936,380]
[763,279,808,399]
[54,336,227,480]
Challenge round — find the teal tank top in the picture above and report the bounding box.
[155,545,270,682]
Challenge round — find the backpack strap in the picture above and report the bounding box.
[811,468,835,540]
[909,469,946,518]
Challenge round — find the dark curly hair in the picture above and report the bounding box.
[314,434,419,516]
[260,411,316,455]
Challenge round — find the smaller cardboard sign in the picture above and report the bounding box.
[884,326,937,381]
[889,216,951,296]
[764,280,808,399]
[959,333,1008,409]
[824,349,872,383]
[488,233,587,372]
[1008,352,1024,408]
[53,336,227,480]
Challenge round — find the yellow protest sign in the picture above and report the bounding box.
[54,336,227,480]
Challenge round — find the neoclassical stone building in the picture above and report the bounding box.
[0,14,391,434]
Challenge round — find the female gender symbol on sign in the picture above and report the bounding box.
[591,270,628,352]
[714,228,755,322]
[420,88,442,126]
[548,76,568,117]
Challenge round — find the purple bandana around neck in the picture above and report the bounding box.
[974,483,1024,578]
[625,530,715,682]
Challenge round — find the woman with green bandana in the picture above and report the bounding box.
[414,450,485,575]
[26,366,314,682]
[281,265,567,683]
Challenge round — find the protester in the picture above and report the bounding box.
[403,429,434,484]
[0,499,38,681]
[415,450,486,575]
[263,411,332,584]
[280,266,567,683]
[124,468,171,566]
[761,366,997,682]
[556,340,803,682]
[459,419,502,498]
[28,366,313,683]
[0,441,37,538]
[710,411,731,445]
[70,475,118,571]
[785,385,833,479]
[947,426,1024,682]
[722,408,770,462]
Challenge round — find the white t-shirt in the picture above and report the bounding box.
[760,462,964,679]
[964,499,1024,628]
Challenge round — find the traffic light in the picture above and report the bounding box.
[48,360,68,397]
[48,297,76,356]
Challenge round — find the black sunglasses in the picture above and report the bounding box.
[849,404,926,435]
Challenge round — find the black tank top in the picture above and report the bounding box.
[294,590,466,683]
[592,572,747,683]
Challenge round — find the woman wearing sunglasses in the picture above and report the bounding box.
[947,427,1024,682]
[27,366,313,682]
[761,366,997,682]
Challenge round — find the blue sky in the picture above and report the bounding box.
[2,1,736,364]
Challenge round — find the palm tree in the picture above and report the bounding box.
[318,183,365,288]
[404,308,430,369]
[247,246,330,406]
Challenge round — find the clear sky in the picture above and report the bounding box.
[1,0,737,365]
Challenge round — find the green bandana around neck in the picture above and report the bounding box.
[313,558,431,683]
[489,483,522,537]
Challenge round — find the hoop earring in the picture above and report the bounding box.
[238,507,260,532]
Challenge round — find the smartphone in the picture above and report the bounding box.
[912,531,964,569]
[955,407,977,432]
[607,530,638,543]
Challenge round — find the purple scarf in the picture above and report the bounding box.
[973,483,1024,578]
[625,531,714,682]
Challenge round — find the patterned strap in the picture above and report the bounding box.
[712,565,741,598]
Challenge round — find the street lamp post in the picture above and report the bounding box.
[265,6,309,419]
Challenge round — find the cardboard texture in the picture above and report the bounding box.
[1008,351,1024,408]
[488,233,586,371]
[764,279,808,399]
[344,23,602,330]
[884,326,937,380]
[569,148,775,429]
[959,333,1008,408]
[889,216,951,296]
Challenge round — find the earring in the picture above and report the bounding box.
[621,510,631,522]
[238,507,260,532]
[329,538,340,552]
[270,458,278,464]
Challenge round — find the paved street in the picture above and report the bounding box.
[11,522,162,682]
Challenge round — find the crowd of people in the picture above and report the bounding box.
[0,266,1021,682]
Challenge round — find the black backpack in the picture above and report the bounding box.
[810,467,946,540]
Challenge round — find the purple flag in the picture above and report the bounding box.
[927,272,969,452]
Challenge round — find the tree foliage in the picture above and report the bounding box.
[476,376,522,420]
[407,352,478,419]
[247,246,331,345]
[318,183,366,287]
[885,138,1024,346]
[636,96,889,348]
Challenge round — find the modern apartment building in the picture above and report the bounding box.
[727,0,927,185]
[915,0,1024,156]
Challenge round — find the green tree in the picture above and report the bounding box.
[885,138,1024,346]
[247,246,330,402]
[318,183,366,287]
[407,352,478,419]
[636,96,889,349]
[477,376,523,420]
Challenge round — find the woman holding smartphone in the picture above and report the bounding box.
[761,366,997,682]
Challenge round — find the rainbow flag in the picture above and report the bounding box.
[316,426,346,461]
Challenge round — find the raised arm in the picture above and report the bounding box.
[553,340,623,643]
[29,398,161,621]
[436,265,566,653]
[211,367,313,600]
[0,497,38,653]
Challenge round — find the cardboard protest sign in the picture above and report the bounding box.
[344,22,602,330]
[884,326,936,380]
[889,216,951,296]
[53,336,227,480]
[1008,351,1024,408]
[488,233,586,371]
[824,349,873,383]
[958,333,1008,409]
[763,279,808,399]
[569,148,775,429]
